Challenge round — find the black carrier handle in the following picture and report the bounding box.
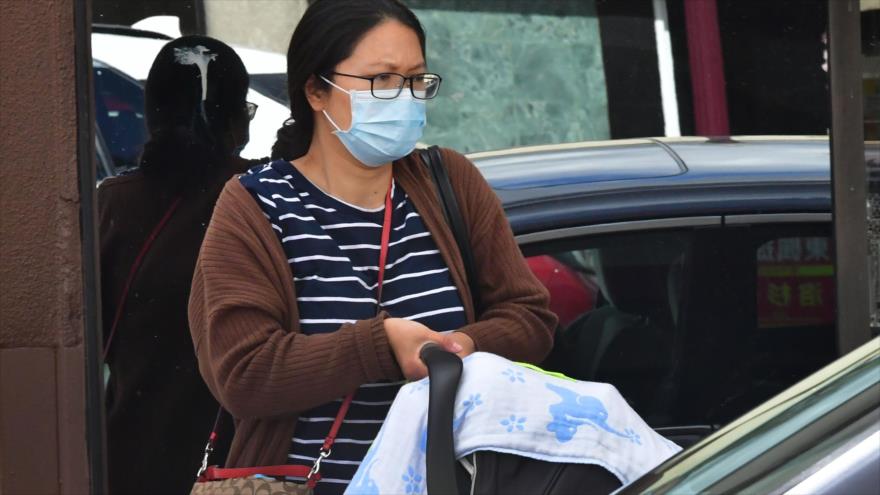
[419,342,464,495]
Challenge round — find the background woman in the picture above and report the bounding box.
[100,35,262,494]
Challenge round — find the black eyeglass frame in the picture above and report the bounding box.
[245,101,258,120]
[327,71,443,100]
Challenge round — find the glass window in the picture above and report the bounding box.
[756,236,835,330]
[529,225,837,429]
[410,1,611,153]
[249,73,289,107]
[93,62,146,174]
[531,230,694,426]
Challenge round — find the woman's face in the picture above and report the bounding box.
[317,20,425,131]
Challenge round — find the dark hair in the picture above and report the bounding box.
[140,35,249,188]
[271,0,426,160]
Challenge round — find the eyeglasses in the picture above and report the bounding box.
[327,71,442,100]
[246,101,258,120]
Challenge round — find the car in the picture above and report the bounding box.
[91,20,290,180]
[469,136,841,448]
[616,336,879,494]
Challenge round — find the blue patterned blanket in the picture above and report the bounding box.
[345,352,681,494]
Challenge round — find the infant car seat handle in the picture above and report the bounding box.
[420,343,464,495]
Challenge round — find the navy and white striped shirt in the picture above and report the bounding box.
[239,160,466,493]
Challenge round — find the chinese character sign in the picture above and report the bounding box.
[757,237,835,328]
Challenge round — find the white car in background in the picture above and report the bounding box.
[91,16,290,179]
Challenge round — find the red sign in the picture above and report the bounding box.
[756,237,835,329]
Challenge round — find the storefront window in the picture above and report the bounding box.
[410,1,610,152]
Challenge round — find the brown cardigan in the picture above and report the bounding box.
[189,147,556,468]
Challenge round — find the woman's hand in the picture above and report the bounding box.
[384,318,463,380]
[447,332,475,359]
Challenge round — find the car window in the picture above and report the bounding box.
[92,63,146,174]
[249,73,289,107]
[756,236,834,330]
[679,225,838,428]
[530,230,695,426]
[528,223,837,429]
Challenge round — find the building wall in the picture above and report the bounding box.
[0,0,91,492]
[410,0,610,153]
[203,0,308,55]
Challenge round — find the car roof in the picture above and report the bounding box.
[468,137,833,235]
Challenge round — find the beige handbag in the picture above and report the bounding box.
[190,475,315,495]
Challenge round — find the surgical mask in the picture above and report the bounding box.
[320,76,426,167]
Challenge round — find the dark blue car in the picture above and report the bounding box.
[469,136,838,448]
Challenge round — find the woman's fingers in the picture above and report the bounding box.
[440,335,463,354]
[385,319,473,379]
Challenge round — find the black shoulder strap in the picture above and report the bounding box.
[420,145,482,314]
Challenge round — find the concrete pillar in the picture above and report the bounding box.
[0,0,95,493]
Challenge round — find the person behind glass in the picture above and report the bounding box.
[99,36,262,495]
[188,1,556,493]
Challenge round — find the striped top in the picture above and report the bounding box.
[239,160,466,494]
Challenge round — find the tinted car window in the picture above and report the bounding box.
[249,73,289,107]
[533,230,694,426]
[93,62,146,174]
[530,223,837,429]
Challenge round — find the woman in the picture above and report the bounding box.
[188,1,556,493]
[100,36,262,494]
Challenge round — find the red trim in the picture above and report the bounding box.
[322,394,355,452]
[684,0,730,136]
[198,176,397,483]
[376,179,394,303]
[102,197,183,361]
[199,464,318,482]
[319,179,391,454]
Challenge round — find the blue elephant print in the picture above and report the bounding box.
[545,383,641,445]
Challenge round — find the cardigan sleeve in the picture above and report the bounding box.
[189,180,402,419]
[440,148,557,364]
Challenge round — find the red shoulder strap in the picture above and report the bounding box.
[102,197,183,361]
[200,176,396,483]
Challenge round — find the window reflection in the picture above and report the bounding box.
[93,61,146,175]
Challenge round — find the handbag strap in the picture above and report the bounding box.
[198,177,395,486]
[102,196,183,361]
[202,464,317,482]
[420,146,482,314]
